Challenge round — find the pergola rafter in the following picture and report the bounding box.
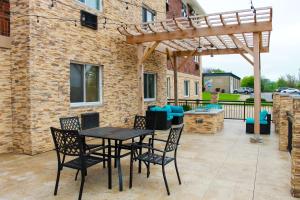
[119,7,273,142]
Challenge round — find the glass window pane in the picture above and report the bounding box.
[70,64,84,103]
[144,74,148,98]
[148,74,155,98]
[86,0,99,10]
[85,65,99,102]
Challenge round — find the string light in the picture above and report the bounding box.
[250,0,256,14]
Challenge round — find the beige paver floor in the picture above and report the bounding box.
[0,120,295,200]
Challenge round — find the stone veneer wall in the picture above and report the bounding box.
[291,96,300,197]
[0,48,13,153]
[272,93,280,134]
[166,70,202,100]
[5,0,166,155]
[278,94,293,151]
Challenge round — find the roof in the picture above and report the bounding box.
[203,73,241,80]
[117,7,272,57]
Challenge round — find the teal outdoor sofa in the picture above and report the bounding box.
[246,110,271,135]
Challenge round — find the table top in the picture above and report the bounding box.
[80,127,154,141]
[185,109,224,115]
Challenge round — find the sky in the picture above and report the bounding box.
[198,0,300,81]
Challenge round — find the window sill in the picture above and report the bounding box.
[144,98,156,102]
[70,102,103,108]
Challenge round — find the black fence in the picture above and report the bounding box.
[167,99,273,121]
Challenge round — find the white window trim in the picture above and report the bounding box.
[70,64,103,107]
[167,77,171,99]
[144,73,157,102]
[184,80,190,97]
[195,81,199,96]
[76,0,103,12]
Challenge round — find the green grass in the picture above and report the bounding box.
[202,92,240,101]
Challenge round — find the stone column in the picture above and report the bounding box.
[278,94,293,151]
[291,96,300,197]
[272,93,280,134]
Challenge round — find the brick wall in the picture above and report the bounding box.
[0,48,12,153]
[1,0,167,155]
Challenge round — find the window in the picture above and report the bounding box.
[144,73,156,101]
[70,63,102,106]
[181,3,187,17]
[195,81,199,96]
[167,77,171,98]
[78,0,101,10]
[142,7,155,22]
[193,56,199,63]
[184,80,190,97]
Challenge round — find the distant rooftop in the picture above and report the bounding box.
[203,72,241,80]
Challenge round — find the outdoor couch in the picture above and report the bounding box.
[245,110,271,135]
[146,105,184,130]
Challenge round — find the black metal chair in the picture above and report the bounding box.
[115,115,155,170]
[59,116,104,151]
[50,127,109,200]
[129,124,184,195]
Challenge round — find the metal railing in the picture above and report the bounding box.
[287,111,293,153]
[167,99,273,121]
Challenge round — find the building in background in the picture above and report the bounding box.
[203,73,241,93]
[166,0,205,100]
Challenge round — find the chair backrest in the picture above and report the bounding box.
[164,125,184,152]
[133,115,147,130]
[50,127,84,157]
[60,116,81,131]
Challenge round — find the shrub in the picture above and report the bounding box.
[245,98,266,103]
[182,105,192,111]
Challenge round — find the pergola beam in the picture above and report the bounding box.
[174,47,269,57]
[240,53,254,66]
[127,22,272,44]
[141,42,160,64]
[230,34,254,56]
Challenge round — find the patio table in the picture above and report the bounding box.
[80,127,154,191]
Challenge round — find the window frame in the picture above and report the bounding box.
[142,6,156,23]
[195,81,199,96]
[144,73,157,102]
[184,80,190,97]
[70,63,103,107]
[167,77,171,99]
[77,0,102,11]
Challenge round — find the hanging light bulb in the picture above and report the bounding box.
[197,38,202,53]
[250,0,256,14]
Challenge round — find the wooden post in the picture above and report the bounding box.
[253,32,261,140]
[173,55,178,106]
[137,44,144,115]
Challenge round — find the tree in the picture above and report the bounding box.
[241,76,254,88]
[204,68,226,73]
[276,76,288,87]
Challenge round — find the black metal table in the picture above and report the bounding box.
[80,127,154,191]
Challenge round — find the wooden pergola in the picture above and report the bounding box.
[118,7,273,141]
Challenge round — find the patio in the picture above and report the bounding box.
[0,120,294,200]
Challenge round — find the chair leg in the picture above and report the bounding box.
[75,169,80,181]
[146,162,150,178]
[162,165,170,195]
[103,139,106,168]
[54,168,61,195]
[78,170,86,200]
[129,149,134,189]
[174,159,181,185]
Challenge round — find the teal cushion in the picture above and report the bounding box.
[260,110,268,120]
[150,106,162,112]
[170,113,184,117]
[246,118,268,125]
[170,105,184,113]
[163,105,172,113]
[167,115,174,121]
[205,104,222,109]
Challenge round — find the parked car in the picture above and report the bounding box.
[275,87,288,92]
[233,87,253,94]
[281,88,300,94]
